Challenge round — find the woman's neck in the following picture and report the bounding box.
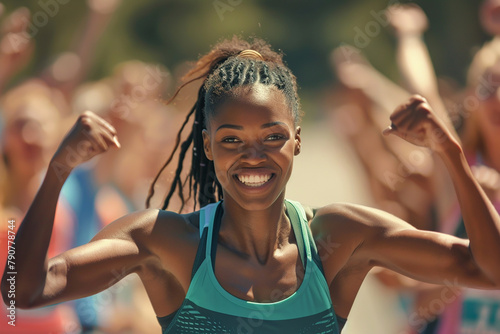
[219,195,292,265]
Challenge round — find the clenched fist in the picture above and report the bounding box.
[383,95,458,153]
[50,111,120,178]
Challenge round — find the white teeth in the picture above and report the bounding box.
[237,174,272,187]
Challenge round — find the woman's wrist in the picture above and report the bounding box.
[47,158,74,185]
[436,139,466,171]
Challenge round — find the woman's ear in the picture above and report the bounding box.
[202,130,213,161]
[294,126,301,156]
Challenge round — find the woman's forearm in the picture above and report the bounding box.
[439,144,500,284]
[1,161,72,304]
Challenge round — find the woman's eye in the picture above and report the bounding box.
[222,137,240,143]
[266,134,285,141]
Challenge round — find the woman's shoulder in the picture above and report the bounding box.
[288,200,374,220]
[153,201,225,233]
[314,202,373,215]
[155,208,202,233]
[99,208,202,243]
[310,202,400,233]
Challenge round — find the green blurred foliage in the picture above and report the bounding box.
[0,0,490,117]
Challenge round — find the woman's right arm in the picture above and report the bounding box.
[0,111,155,308]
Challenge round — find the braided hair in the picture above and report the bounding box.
[146,36,301,211]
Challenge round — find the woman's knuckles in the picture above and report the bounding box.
[53,111,117,168]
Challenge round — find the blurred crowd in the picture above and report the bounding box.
[1,0,500,333]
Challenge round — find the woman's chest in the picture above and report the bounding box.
[212,242,305,302]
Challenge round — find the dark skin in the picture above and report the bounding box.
[2,86,500,323]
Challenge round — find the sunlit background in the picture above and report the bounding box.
[0,0,488,117]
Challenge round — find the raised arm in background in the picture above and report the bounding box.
[387,4,459,141]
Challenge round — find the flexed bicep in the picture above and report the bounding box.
[357,207,497,289]
[12,209,158,309]
[39,238,145,308]
[315,203,497,293]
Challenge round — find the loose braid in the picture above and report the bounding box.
[146,36,302,211]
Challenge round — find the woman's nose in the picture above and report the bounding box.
[240,142,266,164]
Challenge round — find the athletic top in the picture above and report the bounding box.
[157,199,343,333]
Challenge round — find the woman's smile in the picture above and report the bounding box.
[235,172,275,187]
[202,85,301,210]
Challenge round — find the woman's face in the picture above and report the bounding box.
[203,85,301,211]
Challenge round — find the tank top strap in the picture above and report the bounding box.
[307,224,326,275]
[199,202,220,238]
[190,202,221,279]
[285,199,326,275]
[285,200,306,266]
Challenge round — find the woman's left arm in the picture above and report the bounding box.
[371,95,500,287]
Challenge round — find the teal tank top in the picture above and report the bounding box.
[157,199,342,333]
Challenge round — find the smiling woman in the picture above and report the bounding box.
[202,84,300,212]
[3,36,500,334]
[146,36,302,212]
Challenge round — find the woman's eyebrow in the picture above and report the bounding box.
[216,124,243,132]
[216,122,288,133]
[261,121,288,129]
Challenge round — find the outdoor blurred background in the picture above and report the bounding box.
[0,0,497,333]
[0,0,489,116]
